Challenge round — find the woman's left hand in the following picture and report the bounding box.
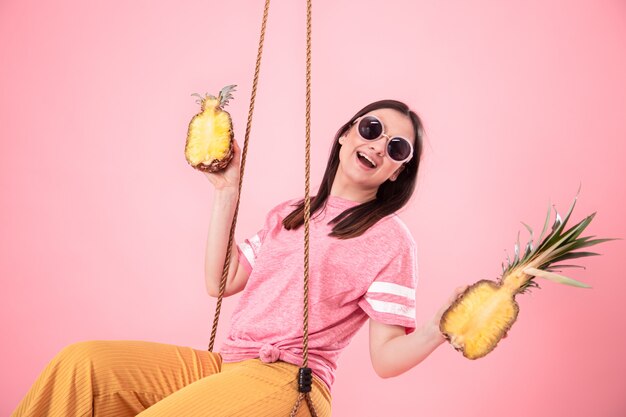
[427,285,469,341]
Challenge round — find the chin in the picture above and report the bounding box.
[338,159,383,190]
[346,172,382,191]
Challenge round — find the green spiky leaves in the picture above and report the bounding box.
[190,85,237,109]
[500,189,616,290]
[523,267,591,288]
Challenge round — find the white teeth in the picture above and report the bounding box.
[357,152,377,168]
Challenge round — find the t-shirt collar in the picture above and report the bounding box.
[325,195,363,210]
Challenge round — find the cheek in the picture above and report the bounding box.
[379,163,401,180]
[338,141,353,162]
[337,145,346,163]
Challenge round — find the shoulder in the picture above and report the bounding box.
[262,198,300,216]
[365,213,417,251]
[387,214,416,245]
[269,198,301,216]
[260,198,301,224]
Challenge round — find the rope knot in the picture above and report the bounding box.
[259,343,280,363]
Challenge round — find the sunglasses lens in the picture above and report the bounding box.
[388,138,412,162]
[358,116,383,140]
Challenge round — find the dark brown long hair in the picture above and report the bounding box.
[282,99,424,239]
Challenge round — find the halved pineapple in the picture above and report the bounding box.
[185,85,236,172]
[440,194,613,359]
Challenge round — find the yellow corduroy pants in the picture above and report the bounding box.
[12,340,331,417]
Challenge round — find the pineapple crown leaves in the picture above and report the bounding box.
[190,84,237,109]
[518,279,540,294]
[499,189,618,289]
[191,93,211,107]
[218,84,237,108]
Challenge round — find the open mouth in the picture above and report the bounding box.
[356,151,377,169]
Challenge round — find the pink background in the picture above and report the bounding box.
[1,0,625,415]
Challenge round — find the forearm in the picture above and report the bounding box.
[204,188,240,296]
[372,321,445,378]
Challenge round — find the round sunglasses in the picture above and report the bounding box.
[354,115,414,163]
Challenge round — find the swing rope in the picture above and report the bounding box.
[208,0,271,352]
[207,0,318,414]
[290,0,318,414]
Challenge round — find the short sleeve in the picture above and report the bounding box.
[237,231,263,274]
[357,219,418,331]
[236,199,296,274]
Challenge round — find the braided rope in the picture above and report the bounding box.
[290,391,320,417]
[206,1,320,415]
[302,0,313,370]
[208,0,271,352]
[290,0,317,415]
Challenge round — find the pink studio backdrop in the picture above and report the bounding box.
[1,0,625,415]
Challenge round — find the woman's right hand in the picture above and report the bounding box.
[202,139,242,190]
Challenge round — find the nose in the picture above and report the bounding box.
[368,135,388,156]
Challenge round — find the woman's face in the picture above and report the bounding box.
[336,108,415,195]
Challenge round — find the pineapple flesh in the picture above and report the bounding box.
[443,280,519,360]
[440,194,613,359]
[185,85,237,172]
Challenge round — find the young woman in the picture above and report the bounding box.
[12,100,464,416]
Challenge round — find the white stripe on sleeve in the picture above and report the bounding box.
[240,234,261,269]
[364,297,416,320]
[248,234,261,251]
[366,281,415,300]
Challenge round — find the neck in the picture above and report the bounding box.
[329,166,377,203]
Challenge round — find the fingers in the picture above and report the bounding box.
[232,138,241,157]
[448,285,468,304]
[202,169,218,184]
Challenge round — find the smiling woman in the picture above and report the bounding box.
[6,0,625,415]
[11,98,465,417]
[283,100,424,240]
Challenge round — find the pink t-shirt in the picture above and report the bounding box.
[219,195,418,390]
